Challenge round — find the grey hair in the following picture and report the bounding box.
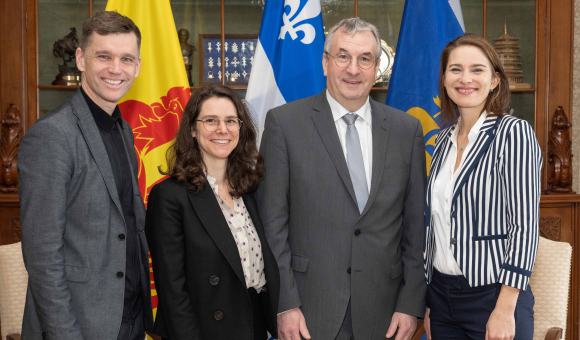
[324,17,382,59]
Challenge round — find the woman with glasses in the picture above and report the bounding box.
[423,34,540,340]
[145,84,279,340]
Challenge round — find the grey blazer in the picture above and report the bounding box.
[256,91,427,340]
[18,89,153,340]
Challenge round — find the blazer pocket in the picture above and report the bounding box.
[65,265,90,282]
[291,254,309,273]
[472,234,508,241]
[391,258,403,279]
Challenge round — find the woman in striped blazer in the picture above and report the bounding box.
[423,34,541,340]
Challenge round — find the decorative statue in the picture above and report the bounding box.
[178,28,196,86]
[0,104,23,193]
[52,27,81,85]
[547,106,575,193]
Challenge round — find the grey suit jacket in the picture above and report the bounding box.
[256,91,427,340]
[18,89,153,340]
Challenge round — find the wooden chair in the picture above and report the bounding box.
[412,236,572,340]
[529,236,572,340]
[0,242,26,340]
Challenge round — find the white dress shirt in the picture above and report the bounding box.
[207,175,266,292]
[432,111,488,275]
[326,90,373,190]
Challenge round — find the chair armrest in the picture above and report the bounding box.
[545,327,563,340]
[412,320,426,340]
[7,334,21,340]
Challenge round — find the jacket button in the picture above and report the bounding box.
[214,311,224,320]
[210,275,219,285]
[451,238,457,245]
[118,234,125,240]
[347,268,351,274]
[117,272,124,278]
[354,229,361,236]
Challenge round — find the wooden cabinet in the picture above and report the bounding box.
[0,0,578,338]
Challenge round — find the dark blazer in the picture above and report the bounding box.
[18,89,153,340]
[256,91,427,339]
[145,177,280,340]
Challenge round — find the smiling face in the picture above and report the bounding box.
[323,30,380,112]
[193,97,240,170]
[444,45,499,116]
[76,32,141,114]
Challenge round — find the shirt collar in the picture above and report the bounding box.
[80,85,123,132]
[451,111,488,144]
[326,89,372,126]
[206,174,219,195]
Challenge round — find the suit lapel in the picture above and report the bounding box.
[188,185,246,289]
[359,100,391,219]
[452,116,501,203]
[70,90,123,215]
[310,92,358,206]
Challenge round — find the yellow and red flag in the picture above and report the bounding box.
[105,0,191,330]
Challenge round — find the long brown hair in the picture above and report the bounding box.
[439,34,510,126]
[160,84,264,197]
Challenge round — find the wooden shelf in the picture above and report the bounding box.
[38,85,78,89]
[37,85,536,93]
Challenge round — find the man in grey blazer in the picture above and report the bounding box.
[256,18,426,340]
[18,11,153,340]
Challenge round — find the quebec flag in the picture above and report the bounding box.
[246,0,327,143]
[386,0,465,174]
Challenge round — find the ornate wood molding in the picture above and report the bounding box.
[11,218,21,243]
[539,217,562,241]
[546,106,575,194]
[0,104,23,193]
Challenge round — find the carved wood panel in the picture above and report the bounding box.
[539,217,562,241]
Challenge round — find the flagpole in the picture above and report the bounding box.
[221,0,225,85]
[483,0,487,39]
[354,0,358,17]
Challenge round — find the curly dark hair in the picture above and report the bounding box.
[160,84,264,197]
[439,33,510,127]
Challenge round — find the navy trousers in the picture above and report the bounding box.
[427,269,534,340]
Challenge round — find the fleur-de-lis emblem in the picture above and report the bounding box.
[242,57,247,68]
[279,0,321,45]
[208,57,214,69]
[242,42,246,52]
[232,43,238,53]
[208,42,212,52]
[225,57,229,68]
[232,57,240,68]
[216,42,221,52]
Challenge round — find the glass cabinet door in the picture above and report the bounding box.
[35,0,538,128]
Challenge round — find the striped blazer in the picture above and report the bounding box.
[424,115,542,291]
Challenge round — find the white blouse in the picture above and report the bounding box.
[431,111,487,275]
[207,176,266,291]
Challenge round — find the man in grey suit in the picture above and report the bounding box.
[18,11,153,340]
[256,18,426,340]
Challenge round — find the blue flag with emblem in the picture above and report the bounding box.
[386,0,465,175]
[246,0,326,143]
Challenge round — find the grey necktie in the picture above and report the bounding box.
[342,113,369,213]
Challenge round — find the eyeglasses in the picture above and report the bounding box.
[197,118,243,132]
[325,52,377,70]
